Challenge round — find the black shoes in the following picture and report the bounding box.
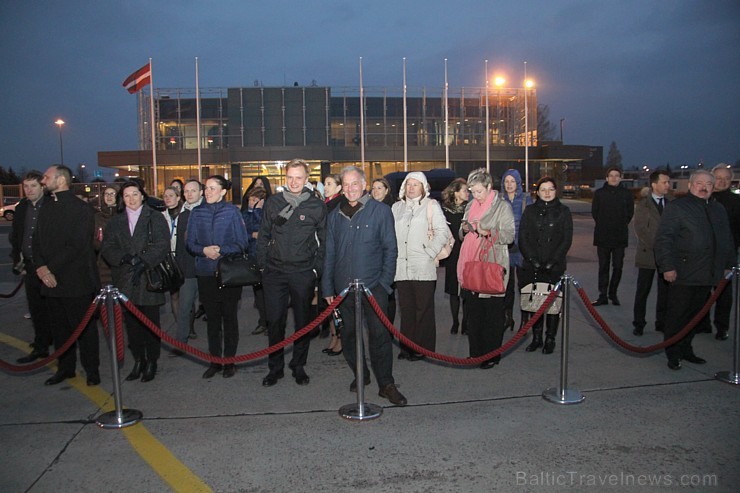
[609,297,621,306]
[683,354,707,365]
[222,364,236,378]
[480,359,498,369]
[716,329,728,341]
[251,325,267,335]
[16,350,49,364]
[169,349,184,357]
[86,372,101,386]
[188,328,198,339]
[326,348,343,356]
[379,383,407,406]
[262,370,284,386]
[667,359,682,370]
[542,337,556,354]
[193,305,206,319]
[350,377,371,392]
[397,352,409,360]
[525,338,543,352]
[632,326,644,336]
[125,360,144,381]
[292,367,310,385]
[591,298,608,306]
[407,354,425,361]
[450,323,459,334]
[141,361,157,382]
[202,364,223,379]
[45,371,75,386]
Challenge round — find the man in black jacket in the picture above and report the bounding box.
[33,165,100,386]
[256,159,326,387]
[10,170,52,363]
[709,164,740,340]
[654,170,735,370]
[591,167,634,306]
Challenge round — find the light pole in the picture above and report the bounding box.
[54,119,65,165]
[523,63,534,192]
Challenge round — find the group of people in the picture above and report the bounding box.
[8,160,737,400]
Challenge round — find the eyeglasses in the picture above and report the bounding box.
[104,192,117,197]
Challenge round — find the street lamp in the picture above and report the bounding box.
[54,119,65,165]
[523,62,535,192]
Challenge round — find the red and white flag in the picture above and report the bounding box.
[122,63,151,94]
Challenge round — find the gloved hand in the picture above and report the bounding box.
[121,254,143,266]
[130,262,147,286]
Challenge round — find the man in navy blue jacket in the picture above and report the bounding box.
[322,166,407,406]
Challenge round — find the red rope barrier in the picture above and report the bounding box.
[575,279,729,354]
[365,288,560,365]
[0,278,25,299]
[119,294,345,365]
[0,299,101,372]
[100,305,110,341]
[114,302,125,361]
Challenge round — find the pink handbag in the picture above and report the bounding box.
[461,233,506,295]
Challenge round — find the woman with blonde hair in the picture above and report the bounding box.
[441,178,468,334]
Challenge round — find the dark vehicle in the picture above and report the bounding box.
[384,169,457,201]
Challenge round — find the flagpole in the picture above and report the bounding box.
[485,59,490,173]
[444,58,449,170]
[403,57,408,172]
[359,57,365,173]
[148,57,158,194]
[524,60,529,193]
[195,56,202,181]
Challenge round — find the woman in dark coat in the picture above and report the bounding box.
[441,178,468,334]
[94,185,119,285]
[188,175,250,379]
[102,181,170,382]
[518,176,573,354]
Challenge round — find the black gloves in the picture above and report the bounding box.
[130,262,147,286]
[121,254,143,266]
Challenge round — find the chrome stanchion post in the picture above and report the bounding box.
[716,266,740,385]
[339,280,382,420]
[543,274,585,404]
[96,286,143,429]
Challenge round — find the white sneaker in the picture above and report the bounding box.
[24,313,31,319]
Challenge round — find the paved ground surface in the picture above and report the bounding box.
[0,199,738,492]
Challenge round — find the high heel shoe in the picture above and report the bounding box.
[125,359,144,381]
[140,360,157,382]
[450,322,459,334]
[327,347,343,356]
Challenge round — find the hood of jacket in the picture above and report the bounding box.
[501,169,524,196]
[398,171,431,200]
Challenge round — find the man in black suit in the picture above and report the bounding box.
[632,170,672,336]
[33,165,101,386]
[9,170,52,363]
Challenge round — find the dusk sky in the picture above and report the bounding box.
[1,0,738,179]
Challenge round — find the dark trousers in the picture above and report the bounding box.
[464,293,505,362]
[47,296,99,375]
[263,269,315,373]
[124,304,161,362]
[664,284,711,362]
[597,246,625,299]
[252,283,267,328]
[24,266,53,350]
[198,276,241,359]
[340,285,395,388]
[396,280,437,354]
[713,281,731,332]
[504,264,521,312]
[632,268,669,331]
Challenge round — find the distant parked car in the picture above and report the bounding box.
[1,201,18,221]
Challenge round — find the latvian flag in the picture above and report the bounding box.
[122,63,151,94]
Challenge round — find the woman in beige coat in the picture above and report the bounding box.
[392,171,450,360]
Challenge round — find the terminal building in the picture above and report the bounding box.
[98,83,603,200]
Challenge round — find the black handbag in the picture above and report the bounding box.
[216,252,261,288]
[144,219,185,293]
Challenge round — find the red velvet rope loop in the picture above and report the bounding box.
[0,278,25,299]
[576,279,729,354]
[365,288,560,365]
[113,302,125,362]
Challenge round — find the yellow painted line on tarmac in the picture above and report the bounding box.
[1,332,213,493]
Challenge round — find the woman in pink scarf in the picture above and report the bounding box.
[457,169,515,369]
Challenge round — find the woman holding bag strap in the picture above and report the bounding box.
[518,176,573,354]
[457,169,515,369]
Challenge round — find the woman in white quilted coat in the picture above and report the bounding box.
[392,171,450,360]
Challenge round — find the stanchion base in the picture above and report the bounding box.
[715,371,740,386]
[542,387,585,405]
[96,409,143,429]
[339,402,383,421]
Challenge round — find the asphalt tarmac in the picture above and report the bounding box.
[0,200,738,492]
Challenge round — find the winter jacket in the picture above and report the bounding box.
[654,193,735,286]
[592,183,634,247]
[392,196,449,281]
[500,169,533,267]
[174,208,196,278]
[241,205,263,258]
[322,194,397,296]
[94,205,118,284]
[518,197,573,286]
[32,190,99,298]
[712,188,740,250]
[10,195,45,265]
[256,188,326,275]
[101,204,169,306]
[186,200,250,277]
[633,188,672,270]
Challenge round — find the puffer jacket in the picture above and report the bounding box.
[500,169,533,267]
[256,188,326,275]
[518,197,573,286]
[654,193,735,286]
[186,200,250,277]
[392,196,449,281]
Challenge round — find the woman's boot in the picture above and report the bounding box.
[126,359,144,381]
[504,308,514,331]
[542,314,560,354]
[141,359,157,382]
[525,325,543,352]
